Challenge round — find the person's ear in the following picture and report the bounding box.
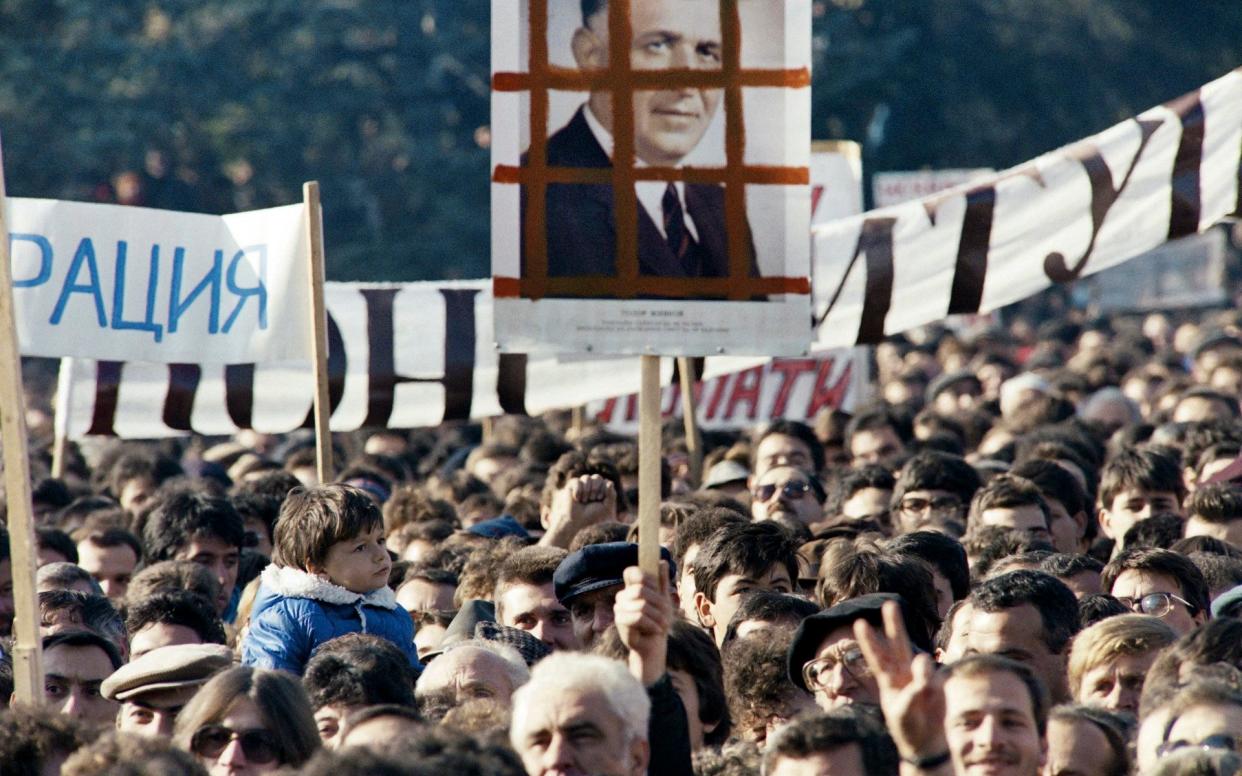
[629,737,650,776]
[694,591,715,629]
[540,503,552,530]
[1097,507,1114,539]
[1071,510,1089,537]
[571,26,607,71]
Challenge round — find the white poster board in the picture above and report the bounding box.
[491,0,814,357]
[811,141,863,226]
[7,198,309,364]
[872,168,994,208]
[1085,228,1229,312]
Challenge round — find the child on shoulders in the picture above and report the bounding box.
[241,484,418,674]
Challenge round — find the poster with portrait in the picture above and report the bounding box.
[491,0,813,356]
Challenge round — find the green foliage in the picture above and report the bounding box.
[0,1,1238,280]
[0,0,492,281]
[811,0,1242,193]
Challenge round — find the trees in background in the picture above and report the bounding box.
[0,0,1237,281]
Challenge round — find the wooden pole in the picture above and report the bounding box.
[50,357,74,479]
[570,405,585,439]
[481,416,495,445]
[0,133,44,704]
[303,182,334,484]
[676,357,703,488]
[638,355,661,575]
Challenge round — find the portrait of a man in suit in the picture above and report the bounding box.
[524,0,758,294]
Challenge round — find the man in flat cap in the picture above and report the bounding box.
[101,643,233,737]
[787,593,931,712]
[553,541,675,649]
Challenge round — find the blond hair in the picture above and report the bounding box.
[1068,614,1177,698]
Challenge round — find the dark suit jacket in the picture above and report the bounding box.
[521,107,756,296]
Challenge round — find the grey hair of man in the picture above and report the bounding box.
[415,639,531,699]
[37,562,104,596]
[510,652,651,746]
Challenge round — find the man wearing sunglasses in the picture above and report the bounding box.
[1102,547,1210,636]
[750,465,826,530]
[888,451,981,536]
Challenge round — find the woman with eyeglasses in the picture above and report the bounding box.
[174,666,320,775]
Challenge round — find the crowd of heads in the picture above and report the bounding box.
[4,304,1242,775]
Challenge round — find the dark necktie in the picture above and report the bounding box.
[662,183,697,275]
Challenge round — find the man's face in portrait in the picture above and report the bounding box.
[575,0,724,166]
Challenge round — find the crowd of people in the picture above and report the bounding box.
[5,303,1242,775]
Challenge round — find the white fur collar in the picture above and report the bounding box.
[260,565,398,610]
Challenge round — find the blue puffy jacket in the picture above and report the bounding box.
[240,565,420,675]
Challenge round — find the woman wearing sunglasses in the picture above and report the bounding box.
[174,666,320,775]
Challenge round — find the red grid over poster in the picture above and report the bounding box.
[492,0,812,301]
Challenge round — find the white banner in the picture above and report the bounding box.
[7,198,310,364]
[61,281,671,439]
[814,67,1242,347]
[591,349,870,433]
[61,281,870,440]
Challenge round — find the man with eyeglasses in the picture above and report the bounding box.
[1157,680,1242,764]
[888,451,981,536]
[750,465,826,530]
[1102,547,1210,636]
[786,594,931,712]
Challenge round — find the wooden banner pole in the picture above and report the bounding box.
[570,405,585,439]
[303,182,334,484]
[50,357,74,480]
[638,355,662,575]
[481,416,495,445]
[676,357,703,488]
[0,133,44,704]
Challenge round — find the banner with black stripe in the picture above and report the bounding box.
[813,67,1242,347]
[59,281,868,439]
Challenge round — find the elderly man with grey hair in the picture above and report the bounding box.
[513,558,694,776]
[37,562,104,596]
[414,639,530,713]
[511,652,651,776]
[1079,387,1141,435]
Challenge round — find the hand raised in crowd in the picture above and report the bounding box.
[855,600,952,774]
[613,561,672,687]
[539,473,618,548]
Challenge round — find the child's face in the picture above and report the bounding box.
[316,524,391,594]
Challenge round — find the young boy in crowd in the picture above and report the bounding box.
[1097,448,1185,556]
[241,484,419,674]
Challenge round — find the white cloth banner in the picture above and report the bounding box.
[7,198,310,364]
[814,68,1242,347]
[590,349,870,433]
[60,280,867,439]
[60,281,647,438]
